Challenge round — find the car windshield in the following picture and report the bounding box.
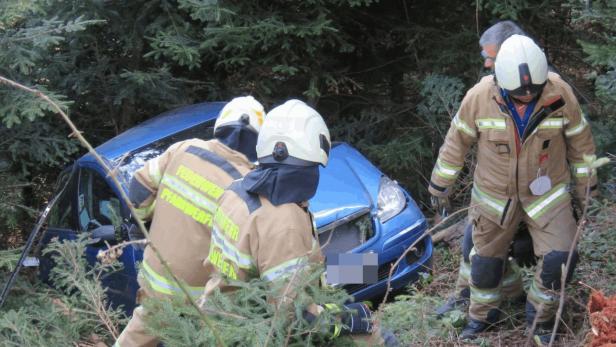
[112,121,215,185]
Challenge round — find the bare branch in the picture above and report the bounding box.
[547,172,594,346]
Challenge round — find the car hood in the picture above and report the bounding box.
[309,143,382,229]
[92,102,225,161]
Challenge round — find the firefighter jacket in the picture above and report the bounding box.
[130,139,253,300]
[201,179,322,300]
[428,72,597,228]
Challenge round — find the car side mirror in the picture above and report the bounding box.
[88,225,117,246]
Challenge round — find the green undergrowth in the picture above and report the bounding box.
[0,182,614,347]
[0,236,126,347]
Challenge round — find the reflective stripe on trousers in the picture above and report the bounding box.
[470,286,501,304]
[141,261,203,299]
[528,280,557,305]
[459,258,471,281]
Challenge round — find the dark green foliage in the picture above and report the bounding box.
[143,266,355,346]
[567,0,616,153]
[336,74,465,204]
[381,292,463,346]
[0,237,126,346]
[0,247,22,272]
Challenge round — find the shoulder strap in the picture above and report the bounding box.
[185,145,243,180]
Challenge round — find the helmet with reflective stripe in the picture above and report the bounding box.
[495,35,548,97]
[214,96,265,134]
[257,99,330,167]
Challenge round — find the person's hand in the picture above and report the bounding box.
[430,194,451,220]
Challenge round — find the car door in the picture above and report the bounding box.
[76,166,140,312]
[39,166,78,284]
[41,165,140,312]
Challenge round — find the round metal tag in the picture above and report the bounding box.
[529,176,552,196]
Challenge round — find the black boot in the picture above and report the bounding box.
[435,288,470,318]
[528,321,556,346]
[526,301,557,346]
[460,319,489,340]
[460,308,499,340]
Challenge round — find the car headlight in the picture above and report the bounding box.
[376,176,406,223]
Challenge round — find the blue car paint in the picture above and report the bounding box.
[41,102,432,312]
[92,102,227,161]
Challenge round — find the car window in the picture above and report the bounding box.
[48,168,78,229]
[113,120,215,184]
[77,169,122,231]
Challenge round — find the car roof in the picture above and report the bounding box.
[85,102,225,162]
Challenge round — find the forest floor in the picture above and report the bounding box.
[380,198,616,346]
[0,199,614,346]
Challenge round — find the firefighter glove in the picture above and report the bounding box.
[430,194,450,217]
[322,302,373,336]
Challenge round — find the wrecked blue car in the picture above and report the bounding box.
[40,102,432,312]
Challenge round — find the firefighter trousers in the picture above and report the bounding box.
[114,290,160,347]
[456,256,524,300]
[468,203,578,324]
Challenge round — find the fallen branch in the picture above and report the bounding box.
[431,219,465,244]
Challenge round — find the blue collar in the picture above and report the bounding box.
[501,89,538,138]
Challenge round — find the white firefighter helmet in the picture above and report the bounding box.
[214,96,265,133]
[495,34,548,97]
[256,99,331,167]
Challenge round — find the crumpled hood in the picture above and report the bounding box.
[309,143,382,229]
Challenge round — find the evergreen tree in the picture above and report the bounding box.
[568,0,616,153]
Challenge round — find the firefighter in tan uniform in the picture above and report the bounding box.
[428,35,597,342]
[435,22,531,318]
[114,96,265,347]
[201,100,395,345]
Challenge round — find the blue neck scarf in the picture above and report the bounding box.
[215,125,258,162]
[501,89,538,138]
[242,164,320,206]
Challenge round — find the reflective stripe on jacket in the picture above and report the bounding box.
[202,180,323,299]
[429,73,597,228]
[131,139,253,298]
